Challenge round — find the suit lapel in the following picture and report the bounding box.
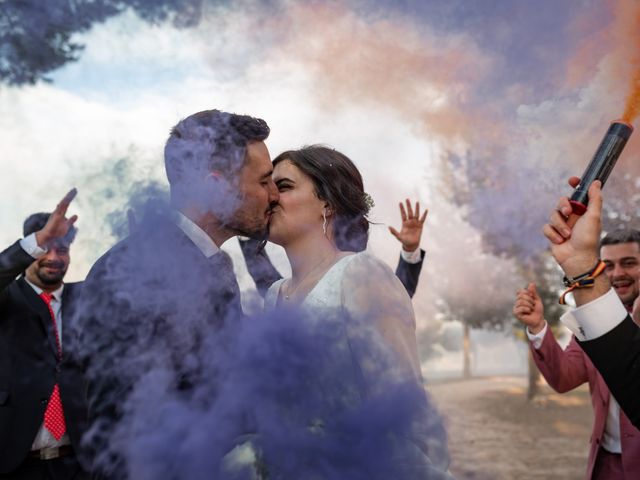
[17,277,59,359]
[169,222,243,321]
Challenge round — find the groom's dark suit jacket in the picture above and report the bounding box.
[0,241,88,473]
[78,212,243,479]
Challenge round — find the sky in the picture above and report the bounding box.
[1,0,639,372]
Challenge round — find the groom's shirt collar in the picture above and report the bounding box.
[174,211,220,258]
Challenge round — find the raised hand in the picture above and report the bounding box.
[388,199,428,252]
[542,179,602,277]
[35,189,78,247]
[513,283,545,334]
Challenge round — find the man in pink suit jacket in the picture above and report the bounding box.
[514,229,640,479]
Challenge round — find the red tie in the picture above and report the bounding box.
[40,292,67,440]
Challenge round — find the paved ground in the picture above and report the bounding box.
[428,376,592,480]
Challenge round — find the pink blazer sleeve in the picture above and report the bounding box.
[530,327,588,393]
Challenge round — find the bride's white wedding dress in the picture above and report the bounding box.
[265,252,422,379]
[263,251,452,479]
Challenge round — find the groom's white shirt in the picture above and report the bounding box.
[174,211,220,258]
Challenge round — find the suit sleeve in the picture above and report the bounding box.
[530,329,588,393]
[579,315,640,429]
[238,238,282,297]
[394,249,425,298]
[0,240,35,293]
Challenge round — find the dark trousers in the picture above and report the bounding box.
[0,454,88,480]
[592,447,624,480]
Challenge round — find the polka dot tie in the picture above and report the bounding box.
[40,292,67,440]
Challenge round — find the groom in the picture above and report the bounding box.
[78,109,279,478]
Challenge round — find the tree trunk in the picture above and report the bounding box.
[463,323,472,378]
[527,350,540,400]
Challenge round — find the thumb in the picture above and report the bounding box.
[568,176,581,188]
[66,215,78,227]
[388,226,401,240]
[527,282,538,297]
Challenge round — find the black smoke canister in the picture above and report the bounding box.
[570,121,634,215]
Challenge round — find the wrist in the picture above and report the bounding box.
[35,230,51,248]
[528,320,546,335]
[402,243,418,253]
[560,253,599,278]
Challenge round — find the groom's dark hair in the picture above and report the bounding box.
[164,109,270,188]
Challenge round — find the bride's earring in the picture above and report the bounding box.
[322,210,327,236]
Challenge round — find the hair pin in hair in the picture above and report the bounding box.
[363,192,375,211]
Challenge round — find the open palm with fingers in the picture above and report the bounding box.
[389,199,428,252]
[35,188,79,246]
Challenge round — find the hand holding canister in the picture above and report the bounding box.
[570,121,634,215]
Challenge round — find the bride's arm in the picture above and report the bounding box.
[341,254,451,475]
[341,253,422,382]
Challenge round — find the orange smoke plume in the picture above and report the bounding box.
[271,2,499,146]
[563,0,640,124]
[619,0,640,123]
[622,69,640,123]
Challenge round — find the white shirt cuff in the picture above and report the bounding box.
[525,321,548,349]
[560,288,627,341]
[400,248,422,264]
[19,233,47,258]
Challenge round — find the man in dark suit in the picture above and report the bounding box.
[240,198,428,298]
[0,191,89,479]
[543,178,640,431]
[78,109,279,479]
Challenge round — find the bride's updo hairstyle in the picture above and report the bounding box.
[272,145,372,252]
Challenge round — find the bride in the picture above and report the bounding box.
[260,145,451,478]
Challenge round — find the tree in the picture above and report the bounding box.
[0,0,204,85]
[436,253,519,379]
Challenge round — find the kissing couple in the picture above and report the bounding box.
[70,109,453,479]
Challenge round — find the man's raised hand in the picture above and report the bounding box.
[513,283,545,335]
[35,188,78,247]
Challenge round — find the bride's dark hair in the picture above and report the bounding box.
[272,145,371,252]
